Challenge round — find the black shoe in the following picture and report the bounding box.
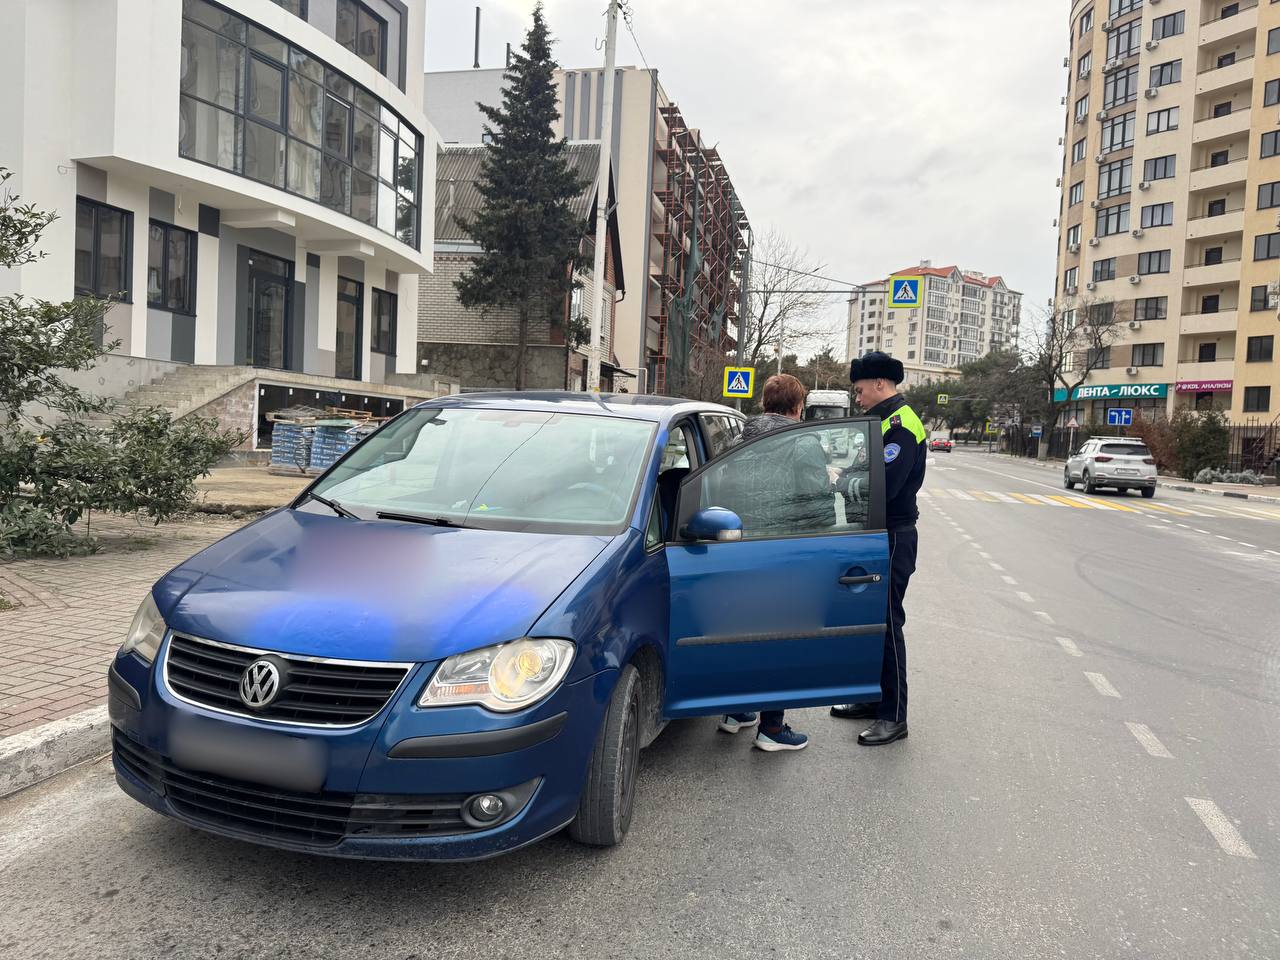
[830,703,877,720]
[857,719,909,746]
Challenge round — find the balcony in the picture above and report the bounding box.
[1176,359,1236,382]
[1186,207,1245,240]
[1179,309,1238,335]
[1199,2,1259,47]
[1189,157,1249,192]
[1196,56,1255,97]
[1183,259,1243,286]
[1191,108,1252,144]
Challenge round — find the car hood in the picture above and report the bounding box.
[155,509,611,663]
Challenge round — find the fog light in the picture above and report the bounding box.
[470,794,505,822]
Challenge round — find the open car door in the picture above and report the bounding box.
[662,418,890,718]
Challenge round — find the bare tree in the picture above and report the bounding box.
[1026,296,1126,459]
[739,229,841,373]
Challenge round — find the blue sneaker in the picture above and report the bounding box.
[754,724,809,752]
[717,712,759,734]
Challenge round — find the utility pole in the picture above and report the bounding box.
[586,0,619,393]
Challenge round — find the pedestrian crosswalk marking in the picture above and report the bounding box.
[922,487,1280,521]
[969,490,997,502]
[949,490,974,500]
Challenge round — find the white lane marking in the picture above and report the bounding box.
[1147,524,1165,530]
[1125,722,1173,759]
[989,562,1005,571]
[950,490,974,501]
[1159,518,1174,524]
[1194,529,1211,535]
[988,491,1018,503]
[1028,494,1066,506]
[1185,798,1258,859]
[1084,671,1120,697]
[961,534,974,540]
[931,489,952,499]
[918,490,932,499]
[1268,550,1280,557]
[1034,611,1055,624]
[1216,535,1233,541]
[1056,636,1082,657]
[1015,591,1035,603]
[1176,523,1191,529]
[978,551,992,558]
[1238,542,1257,548]
[969,542,982,549]
[1001,575,1018,585]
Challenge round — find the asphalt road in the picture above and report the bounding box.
[3,448,1278,959]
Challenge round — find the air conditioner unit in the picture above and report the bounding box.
[1053,218,1060,227]
[1145,88,1159,99]
[1132,228,1144,238]
[1129,275,1142,284]
[1103,60,1119,73]
[1089,237,1101,247]
[1096,154,1107,163]
[1058,136,1065,145]
[1128,320,1142,330]
[1096,110,1109,121]
[1081,68,1092,81]
[1061,96,1068,106]
[1146,40,1160,51]
[1090,199,1101,209]
[1064,56,1071,68]
[1086,281,1098,291]
[1066,286,1079,296]
[1138,181,1151,190]
[1126,366,1140,376]
[1102,20,1114,31]
[1068,243,1081,254]
[1056,177,1063,187]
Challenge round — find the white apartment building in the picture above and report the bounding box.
[846,263,1023,387]
[1,0,445,447]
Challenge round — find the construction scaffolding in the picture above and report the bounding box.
[650,103,751,397]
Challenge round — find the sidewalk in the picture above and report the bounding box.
[0,513,247,736]
[193,466,310,512]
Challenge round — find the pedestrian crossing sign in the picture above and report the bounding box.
[889,276,923,309]
[723,366,755,399]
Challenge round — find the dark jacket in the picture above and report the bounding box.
[865,394,926,528]
[720,413,833,534]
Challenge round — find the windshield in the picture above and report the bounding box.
[1100,443,1150,456]
[308,407,656,534]
[807,405,847,421]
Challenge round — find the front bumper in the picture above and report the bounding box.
[109,649,615,860]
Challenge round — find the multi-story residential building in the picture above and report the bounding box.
[846,263,1022,387]
[1,0,448,449]
[1055,0,1280,439]
[418,142,627,392]
[425,65,750,397]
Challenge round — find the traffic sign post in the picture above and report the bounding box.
[937,393,949,406]
[1106,407,1133,427]
[723,367,755,400]
[889,276,923,309]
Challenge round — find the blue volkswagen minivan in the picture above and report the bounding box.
[109,393,890,859]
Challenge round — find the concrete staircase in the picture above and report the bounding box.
[81,365,257,425]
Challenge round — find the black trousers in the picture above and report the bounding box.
[877,525,918,723]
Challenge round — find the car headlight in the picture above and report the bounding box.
[418,638,575,712]
[120,593,166,664]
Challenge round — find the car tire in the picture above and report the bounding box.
[1141,486,1155,499]
[570,663,641,847]
[1083,470,1097,495]
[1063,468,1075,490]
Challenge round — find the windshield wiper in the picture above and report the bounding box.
[375,509,470,528]
[297,491,360,519]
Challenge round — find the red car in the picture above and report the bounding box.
[929,438,953,452]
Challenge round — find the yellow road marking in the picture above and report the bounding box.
[1046,495,1093,509]
[969,490,997,502]
[1011,493,1044,505]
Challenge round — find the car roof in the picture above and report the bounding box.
[413,391,740,424]
[1095,437,1145,443]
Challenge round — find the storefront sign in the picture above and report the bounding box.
[1052,383,1169,402]
[1174,380,1233,393]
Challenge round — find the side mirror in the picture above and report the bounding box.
[683,507,743,543]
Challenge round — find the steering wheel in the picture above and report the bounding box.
[565,481,629,515]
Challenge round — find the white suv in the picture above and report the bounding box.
[1064,438,1158,498]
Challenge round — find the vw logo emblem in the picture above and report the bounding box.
[239,659,281,709]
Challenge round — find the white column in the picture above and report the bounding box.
[395,271,418,375]
[193,232,219,363]
[317,255,338,353]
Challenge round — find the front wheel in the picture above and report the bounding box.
[1141,486,1155,499]
[1083,471,1097,494]
[1063,467,1075,490]
[570,664,641,847]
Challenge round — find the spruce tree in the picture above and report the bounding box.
[455,3,586,390]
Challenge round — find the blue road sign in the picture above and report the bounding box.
[723,366,755,399]
[1030,425,1043,438]
[889,276,923,309]
[1106,407,1133,427]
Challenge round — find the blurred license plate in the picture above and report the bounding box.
[1117,468,1137,475]
[169,713,326,793]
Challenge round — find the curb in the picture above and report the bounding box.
[0,705,110,798]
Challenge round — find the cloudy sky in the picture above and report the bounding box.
[425,0,1066,353]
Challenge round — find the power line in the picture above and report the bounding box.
[751,258,868,290]
[618,1,652,73]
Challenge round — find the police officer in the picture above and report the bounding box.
[831,351,925,746]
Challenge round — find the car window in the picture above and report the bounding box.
[644,489,663,550]
[694,421,876,539]
[699,415,736,458]
[660,423,697,471]
[1099,443,1150,456]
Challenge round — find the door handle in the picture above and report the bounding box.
[839,574,882,585]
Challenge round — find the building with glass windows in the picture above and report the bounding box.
[1,0,447,449]
[1056,0,1280,448]
[845,263,1022,387]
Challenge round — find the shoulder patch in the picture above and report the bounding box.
[890,415,903,428]
[884,442,901,463]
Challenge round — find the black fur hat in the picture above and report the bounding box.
[849,351,905,385]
